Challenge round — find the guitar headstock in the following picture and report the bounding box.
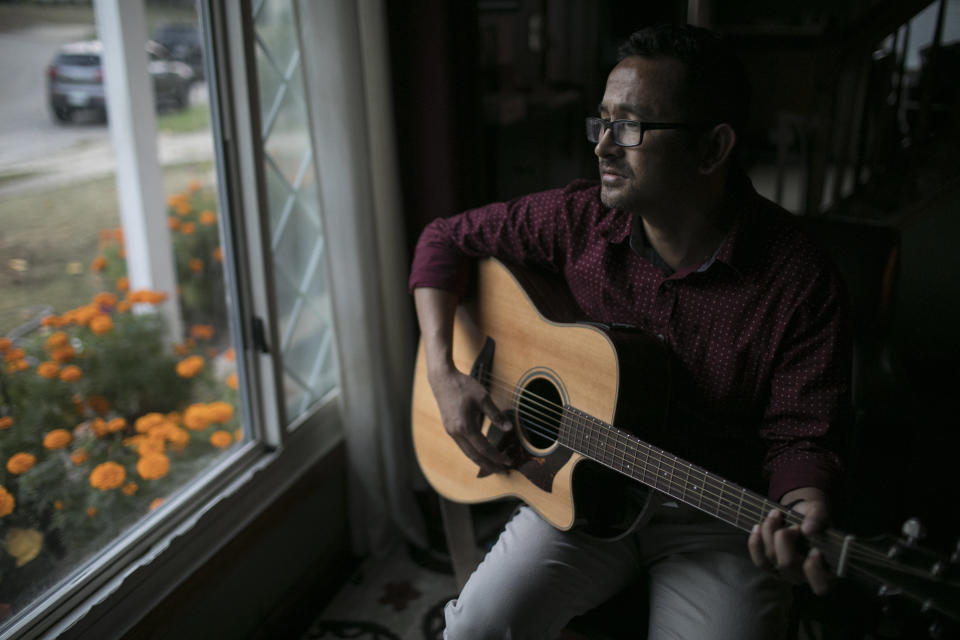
[833,518,960,637]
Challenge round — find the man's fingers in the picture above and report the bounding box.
[804,549,831,595]
[773,525,801,569]
[748,525,767,568]
[464,428,512,469]
[759,509,782,564]
[480,396,512,432]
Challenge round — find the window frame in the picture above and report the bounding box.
[1,1,343,637]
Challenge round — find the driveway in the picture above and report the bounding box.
[0,21,213,198]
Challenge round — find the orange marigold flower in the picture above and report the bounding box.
[226,372,238,390]
[88,395,110,414]
[0,337,11,353]
[127,434,165,456]
[71,449,89,465]
[60,365,83,382]
[116,300,132,312]
[90,461,126,490]
[45,332,69,350]
[107,417,126,433]
[116,276,129,292]
[135,413,165,433]
[149,498,165,510]
[0,486,14,517]
[41,315,63,327]
[89,314,113,335]
[188,258,203,273]
[173,342,191,356]
[210,430,232,448]
[122,482,138,496]
[51,345,75,363]
[4,347,26,362]
[43,429,72,450]
[175,201,192,216]
[37,362,61,379]
[234,428,243,442]
[187,179,201,193]
[87,506,98,517]
[190,324,214,340]
[207,401,234,423]
[91,418,110,437]
[0,417,13,430]
[165,425,190,451]
[176,355,204,378]
[212,247,223,262]
[199,210,216,225]
[93,292,117,309]
[183,404,212,431]
[137,453,170,480]
[180,221,196,235]
[91,256,107,272]
[54,499,63,510]
[7,453,36,475]
[167,216,181,230]
[166,194,183,207]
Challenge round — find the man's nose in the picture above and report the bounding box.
[594,127,621,158]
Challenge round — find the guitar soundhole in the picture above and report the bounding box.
[517,377,562,450]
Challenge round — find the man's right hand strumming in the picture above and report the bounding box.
[414,287,513,475]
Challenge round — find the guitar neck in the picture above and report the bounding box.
[559,405,789,532]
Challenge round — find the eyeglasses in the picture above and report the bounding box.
[585,117,711,147]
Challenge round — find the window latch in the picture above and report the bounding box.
[251,316,270,354]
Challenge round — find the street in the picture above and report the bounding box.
[0,20,212,198]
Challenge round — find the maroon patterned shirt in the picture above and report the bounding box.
[409,179,849,501]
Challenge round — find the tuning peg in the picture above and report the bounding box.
[901,517,926,545]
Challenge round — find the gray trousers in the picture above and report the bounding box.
[444,500,791,640]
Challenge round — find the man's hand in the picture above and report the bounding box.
[414,286,513,475]
[747,488,832,594]
[429,367,514,475]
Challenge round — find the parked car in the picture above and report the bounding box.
[47,40,195,123]
[152,22,204,79]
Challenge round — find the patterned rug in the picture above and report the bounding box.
[302,545,458,640]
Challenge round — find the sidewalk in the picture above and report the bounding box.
[0,128,216,198]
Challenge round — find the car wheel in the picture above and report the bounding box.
[52,105,72,124]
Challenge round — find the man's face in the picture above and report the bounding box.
[595,56,701,213]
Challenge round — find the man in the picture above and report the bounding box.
[409,23,849,639]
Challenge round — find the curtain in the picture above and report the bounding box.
[296,0,427,554]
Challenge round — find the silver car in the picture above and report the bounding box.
[47,40,195,123]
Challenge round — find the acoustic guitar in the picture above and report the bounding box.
[411,257,959,628]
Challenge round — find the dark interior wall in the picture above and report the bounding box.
[122,444,352,640]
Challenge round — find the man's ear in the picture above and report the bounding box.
[699,123,737,175]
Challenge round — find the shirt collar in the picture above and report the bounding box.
[607,172,758,279]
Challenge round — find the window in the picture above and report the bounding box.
[0,0,341,634]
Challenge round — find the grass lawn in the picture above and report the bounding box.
[157,103,210,134]
[0,161,215,334]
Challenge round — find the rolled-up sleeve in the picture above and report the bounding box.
[761,267,850,502]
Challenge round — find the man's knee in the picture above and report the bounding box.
[443,596,520,640]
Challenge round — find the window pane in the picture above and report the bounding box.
[252,0,339,424]
[0,2,244,626]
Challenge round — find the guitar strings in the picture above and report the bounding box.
[473,370,911,574]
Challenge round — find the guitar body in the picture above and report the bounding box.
[411,258,669,532]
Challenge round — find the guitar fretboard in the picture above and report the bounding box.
[558,405,785,532]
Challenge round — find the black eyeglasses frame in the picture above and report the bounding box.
[585,117,714,147]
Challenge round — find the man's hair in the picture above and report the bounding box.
[618,24,751,144]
